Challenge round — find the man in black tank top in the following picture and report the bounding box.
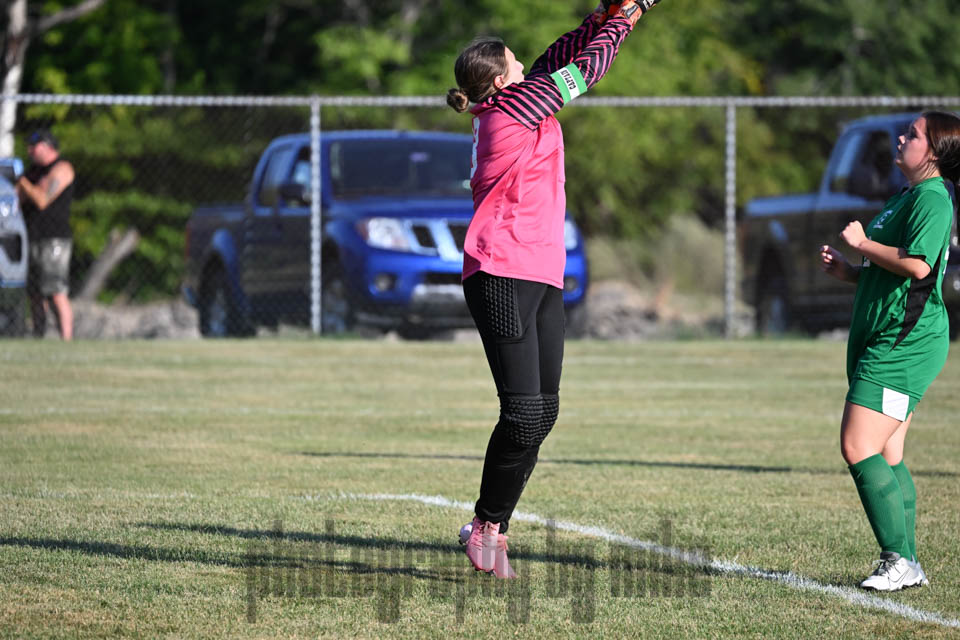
[16,129,75,340]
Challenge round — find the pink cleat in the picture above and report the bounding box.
[493,532,517,579]
[460,518,517,579]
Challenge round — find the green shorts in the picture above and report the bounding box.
[846,377,920,422]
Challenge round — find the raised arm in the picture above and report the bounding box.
[527,13,603,78]
[527,0,660,77]
[16,161,75,211]
[493,6,646,129]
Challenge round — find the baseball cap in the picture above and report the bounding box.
[27,129,59,149]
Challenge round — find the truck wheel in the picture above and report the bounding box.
[565,303,589,339]
[756,276,789,336]
[199,266,250,337]
[321,261,355,334]
[397,325,441,340]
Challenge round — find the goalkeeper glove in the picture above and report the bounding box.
[603,0,661,24]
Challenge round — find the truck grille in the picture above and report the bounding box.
[406,220,468,256]
[424,273,462,286]
[0,234,22,262]
[411,223,436,249]
[448,222,467,252]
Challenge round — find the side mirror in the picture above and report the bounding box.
[278,181,311,205]
[848,167,891,201]
[0,158,23,183]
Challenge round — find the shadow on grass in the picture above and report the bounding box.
[299,451,959,477]
[133,522,718,580]
[0,533,456,582]
[0,525,718,594]
[1,524,637,571]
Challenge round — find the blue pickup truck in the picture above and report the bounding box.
[183,130,589,337]
[741,113,960,337]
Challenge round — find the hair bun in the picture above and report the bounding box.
[446,88,470,113]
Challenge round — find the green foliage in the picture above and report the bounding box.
[13,0,960,299]
[16,102,306,301]
[71,191,191,301]
[31,0,180,95]
[587,215,726,294]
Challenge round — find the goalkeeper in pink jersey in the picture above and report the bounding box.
[446,0,663,578]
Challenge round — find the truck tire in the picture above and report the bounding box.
[565,302,589,339]
[397,325,443,340]
[321,261,355,335]
[199,266,251,338]
[756,275,790,337]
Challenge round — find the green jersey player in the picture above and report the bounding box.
[820,111,960,592]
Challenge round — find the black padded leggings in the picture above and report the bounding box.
[463,271,565,534]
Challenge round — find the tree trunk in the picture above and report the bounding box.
[75,228,140,302]
[1,0,28,157]
[0,0,107,157]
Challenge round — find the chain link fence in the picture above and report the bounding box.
[2,94,959,340]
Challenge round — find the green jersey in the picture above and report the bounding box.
[847,177,954,399]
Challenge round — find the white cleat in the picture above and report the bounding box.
[860,552,916,592]
[907,559,930,587]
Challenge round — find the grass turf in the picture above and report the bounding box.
[1,338,958,638]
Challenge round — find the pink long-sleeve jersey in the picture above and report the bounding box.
[463,14,634,288]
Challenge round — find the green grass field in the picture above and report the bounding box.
[1,338,959,639]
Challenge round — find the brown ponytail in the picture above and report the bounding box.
[446,37,507,113]
[446,88,471,113]
[923,110,960,185]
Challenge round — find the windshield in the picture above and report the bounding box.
[330,138,472,199]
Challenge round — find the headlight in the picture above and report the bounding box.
[564,219,579,251]
[0,202,10,218]
[356,218,412,251]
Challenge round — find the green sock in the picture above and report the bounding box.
[891,460,917,562]
[849,454,910,559]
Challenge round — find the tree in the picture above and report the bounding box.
[1,0,107,155]
[9,0,960,300]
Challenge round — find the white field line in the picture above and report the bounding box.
[343,492,960,630]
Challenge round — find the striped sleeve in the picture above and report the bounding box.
[494,16,634,130]
[528,15,601,78]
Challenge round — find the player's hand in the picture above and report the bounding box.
[839,220,867,251]
[602,0,662,17]
[820,245,854,282]
[592,3,609,25]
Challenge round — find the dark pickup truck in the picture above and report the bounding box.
[742,113,960,337]
[183,130,589,337]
